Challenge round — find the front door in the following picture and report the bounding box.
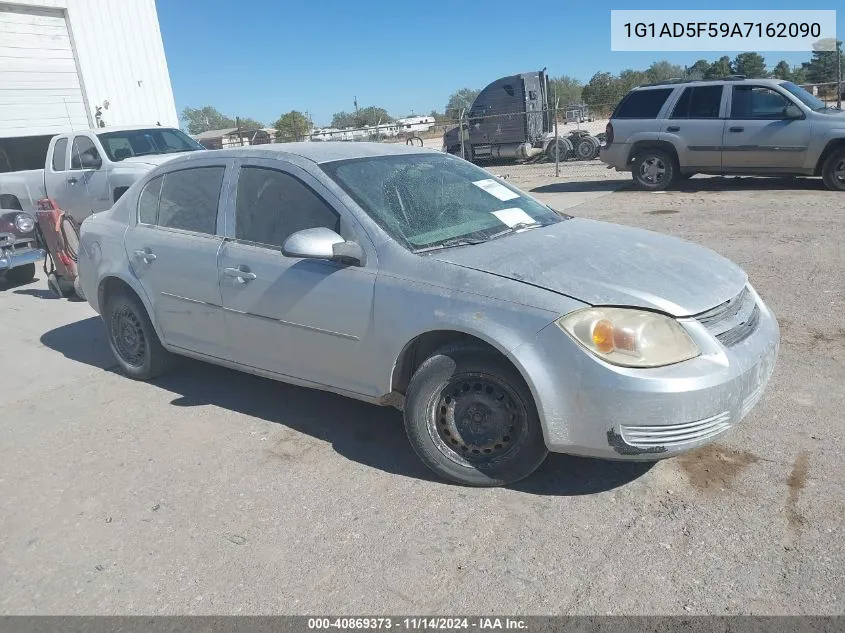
[122,163,230,359]
[218,160,378,396]
[64,134,110,222]
[722,85,811,171]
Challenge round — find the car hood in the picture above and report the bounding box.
[431,218,747,317]
[116,152,195,168]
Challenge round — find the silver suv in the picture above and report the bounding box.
[600,77,845,191]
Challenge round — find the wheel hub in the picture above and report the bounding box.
[434,378,523,461]
[111,307,146,367]
[641,158,665,182]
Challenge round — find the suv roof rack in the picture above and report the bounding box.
[641,78,701,87]
[724,75,746,80]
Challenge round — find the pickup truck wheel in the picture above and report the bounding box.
[821,149,845,191]
[5,263,35,285]
[105,289,171,380]
[404,344,548,487]
[632,149,677,191]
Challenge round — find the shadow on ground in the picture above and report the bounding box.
[40,316,651,495]
[0,275,41,292]
[531,180,630,194]
[665,176,826,193]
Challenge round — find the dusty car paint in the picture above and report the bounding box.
[78,142,779,460]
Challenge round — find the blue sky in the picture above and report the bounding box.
[156,0,842,127]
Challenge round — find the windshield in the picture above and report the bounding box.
[97,128,204,162]
[779,81,827,111]
[321,153,563,251]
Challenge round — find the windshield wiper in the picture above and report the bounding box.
[415,237,487,253]
[484,221,543,241]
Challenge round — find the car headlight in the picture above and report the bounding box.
[14,213,35,234]
[557,307,699,368]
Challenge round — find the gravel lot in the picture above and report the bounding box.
[1,168,843,615]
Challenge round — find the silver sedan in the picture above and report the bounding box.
[77,143,779,486]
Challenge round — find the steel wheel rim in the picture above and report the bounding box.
[640,156,666,183]
[109,306,147,367]
[428,374,529,467]
[578,140,593,158]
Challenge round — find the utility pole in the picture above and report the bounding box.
[838,39,842,110]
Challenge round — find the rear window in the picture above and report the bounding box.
[614,88,674,119]
[671,86,723,119]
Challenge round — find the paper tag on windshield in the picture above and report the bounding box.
[472,178,519,201]
[491,208,535,227]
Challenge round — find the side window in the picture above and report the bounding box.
[614,88,674,119]
[70,136,100,169]
[51,138,68,171]
[671,86,723,119]
[157,167,224,234]
[137,175,163,225]
[731,86,792,119]
[235,167,339,248]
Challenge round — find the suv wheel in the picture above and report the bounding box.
[404,344,548,487]
[821,149,845,191]
[632,149,677,191]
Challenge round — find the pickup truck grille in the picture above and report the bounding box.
[696,286,759,347]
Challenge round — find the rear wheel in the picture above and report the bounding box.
[545,138,572,162]
[404,344,548,487]
[4,263,35,285]
[821,149,845,191]
[105,289,172,380]
[631,149,677,191]
[576,135,601,160]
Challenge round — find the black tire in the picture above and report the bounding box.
[104,288,171,380]
[545,138,572,162]
[631,149,677,191]
[5,263,35,285]
[404,344,548,487]
[821,149,845,191]
[576,136,601,160]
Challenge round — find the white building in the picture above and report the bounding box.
[396,116,436,133]
[0,0,178,140]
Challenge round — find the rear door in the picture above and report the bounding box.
[218,158,378,395]
[661,84,726,170]
[722,84,811,171]
[122,160,231,359]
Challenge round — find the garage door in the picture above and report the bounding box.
[0,4,90,138]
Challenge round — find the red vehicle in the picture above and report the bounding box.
[0,208,42,286]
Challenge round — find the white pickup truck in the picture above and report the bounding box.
[0,126,206,223]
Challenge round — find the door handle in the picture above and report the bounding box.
[67,177,78,185]
[729,126,745,133]
[133,249,156,263]
[223,266,257,282]
[666,126,680,132]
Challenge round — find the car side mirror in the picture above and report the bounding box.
[282,227,365,266]
[784,104,803,119]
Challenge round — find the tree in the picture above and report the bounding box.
[772,60,793,80]
[733,52,767,78]
[548,75,582,106]
[687,59,711,80]
[330,106,392,129]
[274,110,310,142]
[804,40,844,84]
[581,72,623,110]
[646,60,684,83]
[180,106,264,134]
[705,56,734,79]
[617,69,649,94]
[445,88,480,119]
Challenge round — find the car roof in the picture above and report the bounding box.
[95,125,183,133]
[633,77,786,90]
[192,142,437,164]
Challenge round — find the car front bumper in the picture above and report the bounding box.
[0,244,44,272]
[508,286,780,460]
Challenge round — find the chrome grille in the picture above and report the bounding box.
[696,286,759,346]
[620,412,732,449]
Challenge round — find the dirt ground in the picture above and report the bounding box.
[0,167,843,615]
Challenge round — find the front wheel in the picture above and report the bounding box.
[631,149,677,191]
[404,345,548,487]
[821,149,845,191]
